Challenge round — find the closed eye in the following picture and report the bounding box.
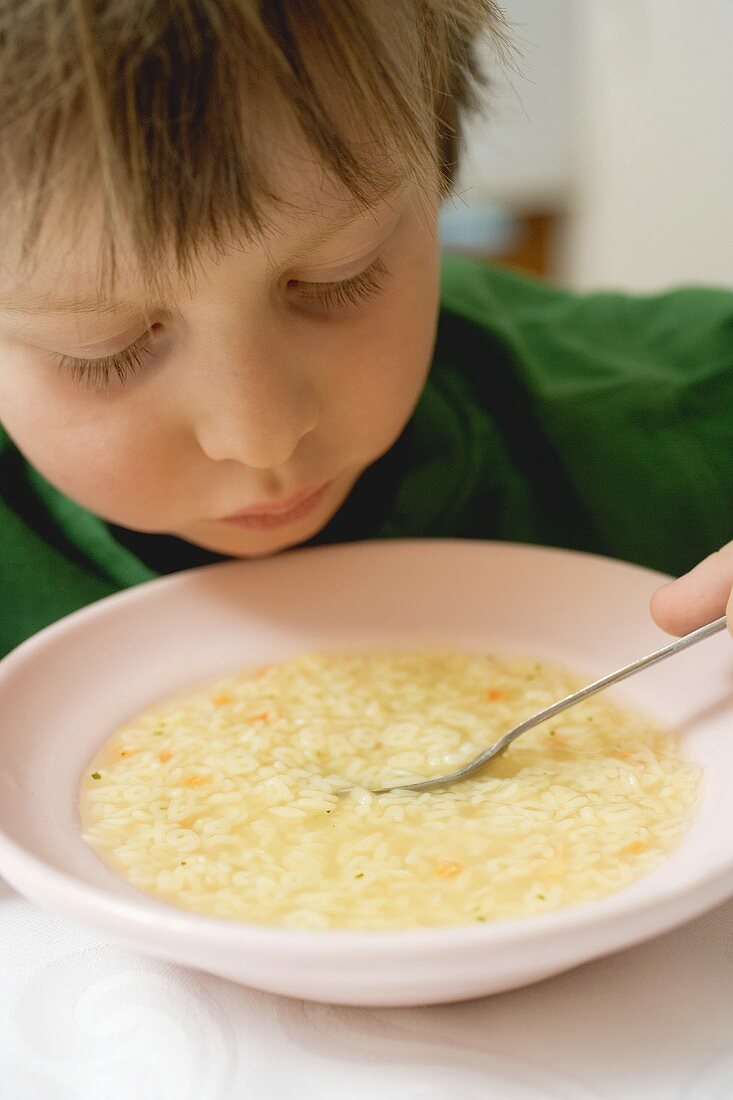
[290,256,389,312]
[55,330,155,390]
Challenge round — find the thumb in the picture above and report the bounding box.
[650,543,733,637]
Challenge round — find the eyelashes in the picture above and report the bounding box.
[289,256,388,312]
[57,333,155,390]
[56,257,390,391]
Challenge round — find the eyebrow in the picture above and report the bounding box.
[0,189,406,317]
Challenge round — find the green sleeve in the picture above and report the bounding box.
[0,426,155,658]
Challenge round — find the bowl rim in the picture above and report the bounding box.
[0,537,677,672]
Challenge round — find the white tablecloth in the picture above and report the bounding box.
[2,875,733,1100]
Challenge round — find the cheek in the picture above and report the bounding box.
[324,244,439,455]
[29,422,160,523]
[0,358,176,524]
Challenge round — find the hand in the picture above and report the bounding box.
[650,543,733,637]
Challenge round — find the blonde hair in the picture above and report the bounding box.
[1,0,508,283]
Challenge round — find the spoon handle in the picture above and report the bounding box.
[496,614,729,751]
[377,615,728,793]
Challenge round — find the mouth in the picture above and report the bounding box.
[216,480,333,530]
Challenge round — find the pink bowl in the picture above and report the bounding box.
[1,540,732,1006]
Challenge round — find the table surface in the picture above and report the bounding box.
[2,875,732,1100]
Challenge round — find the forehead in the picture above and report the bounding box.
[0,146,406,315]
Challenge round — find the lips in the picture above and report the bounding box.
[222,483,321,518]
[217,480,333,530]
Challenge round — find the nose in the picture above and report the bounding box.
[189,348,320,469]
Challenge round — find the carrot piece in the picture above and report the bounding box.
[157,750,172,763]
[245,711,270,723]
[212,694,232,706]
[183,774,205,788]
[485,688,504,702]
[435,860,463,877]
[622,841,645,855]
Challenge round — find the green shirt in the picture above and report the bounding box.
[3,256,733,659]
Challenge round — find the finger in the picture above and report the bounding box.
[650,544,733,637]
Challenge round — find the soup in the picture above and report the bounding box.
[80,650,700,929]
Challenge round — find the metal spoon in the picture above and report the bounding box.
[373,615,728,795]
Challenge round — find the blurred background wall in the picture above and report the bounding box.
[442,0,733,292]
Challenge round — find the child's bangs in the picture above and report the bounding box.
[0,0,502,292]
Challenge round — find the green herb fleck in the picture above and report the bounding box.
[355,872,364,879]
[91,772,101,780]
[152,727,165,736]
[537,894,546,900]
[180,861,187,866]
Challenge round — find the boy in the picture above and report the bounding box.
[0,0,730,660]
